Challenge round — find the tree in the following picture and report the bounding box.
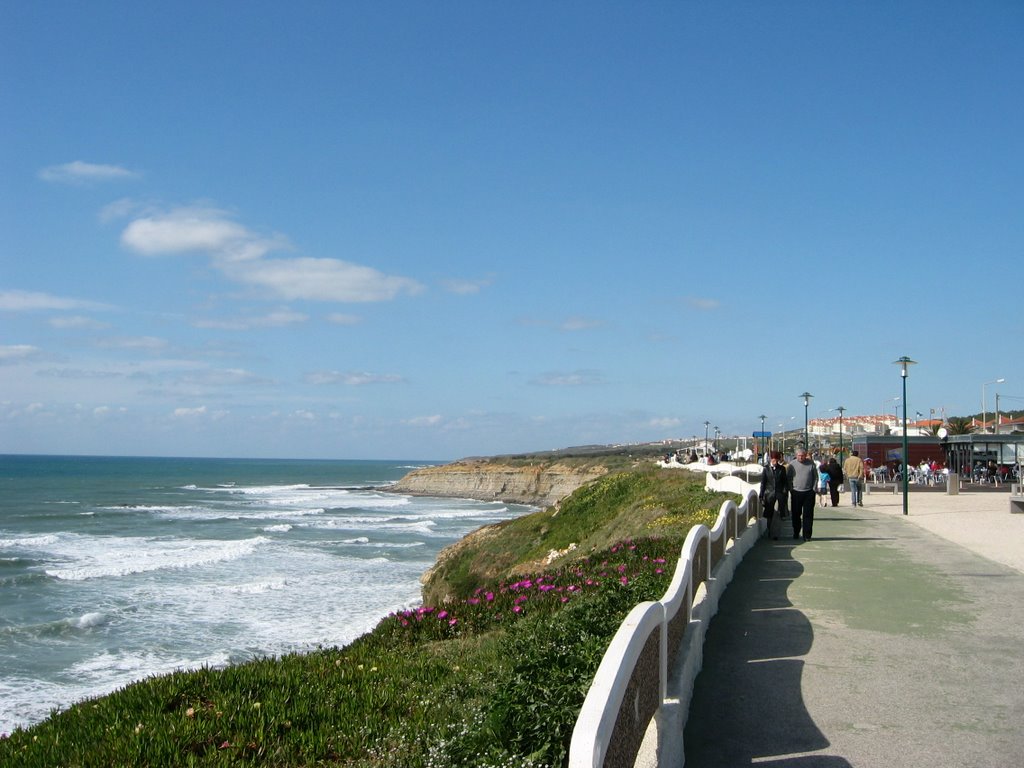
[945,416,975,435]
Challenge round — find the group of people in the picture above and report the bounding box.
[759,448,866,542]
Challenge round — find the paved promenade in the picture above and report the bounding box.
[683,486,1024,767]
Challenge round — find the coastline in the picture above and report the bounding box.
[0,456,526,736]
[385,457,609,506]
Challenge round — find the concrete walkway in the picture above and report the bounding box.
[682,488,1024,767]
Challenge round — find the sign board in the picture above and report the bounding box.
[752,431,772,438]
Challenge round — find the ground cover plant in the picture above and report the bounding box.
[0,467,733,767]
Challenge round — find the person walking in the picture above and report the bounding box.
[817,459,830,507]
[759,451,790,540]
[826,456,843,507]
[843,450,865,506]
[788,446,818,541]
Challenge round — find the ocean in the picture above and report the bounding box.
[0,455,532,735]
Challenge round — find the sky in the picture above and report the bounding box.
[2,2,1022,461]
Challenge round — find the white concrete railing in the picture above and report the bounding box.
[567,488,762,768]
[703,472,760,497]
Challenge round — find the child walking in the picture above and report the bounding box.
[817,460,830,507]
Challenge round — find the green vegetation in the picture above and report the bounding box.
[945,416,975,435]
[1,467,733,767]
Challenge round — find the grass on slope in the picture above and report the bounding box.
[422,466,728,603]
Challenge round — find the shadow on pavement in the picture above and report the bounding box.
[683,538,852,767]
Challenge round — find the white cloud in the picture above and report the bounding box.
[193,308,308,330]
[304,370,405,386]
[120,205,423,303]
[327,312,362,325]
[1,401,46,418]
[0,289,111,313]
[649,416,682,429]
[559,316,603,332]
[532,370,604,387]
[95,336,169,350]
[223,256,422,302]
[172,406,208,418]
[441,278,491,295]
[0,344,41,362]
[92,406,127,418]
[406,414,443,427]
[122,207,257,256]
[516,315,603,332]
[49,315,111,330]
[39,161,139,184]
[685,296,720,311]
[99,197,144,222]
[178,368,267,387]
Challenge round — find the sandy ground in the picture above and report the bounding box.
[854,484,1024,574]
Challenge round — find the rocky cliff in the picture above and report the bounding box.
[388,458,609,507]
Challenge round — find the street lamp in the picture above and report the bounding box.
[759,414,767,462]
[981,378,1005,434]
[714,426,720,452]
[704,420,710,456]
[800,392,813,451]
[894,356,917,516]
[834,406,846,461]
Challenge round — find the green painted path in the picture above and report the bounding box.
[683,503,1024,767]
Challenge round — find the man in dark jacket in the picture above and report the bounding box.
[759,451,790,540]
[826,456,844,507]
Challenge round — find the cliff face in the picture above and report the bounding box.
[388,459,609,507]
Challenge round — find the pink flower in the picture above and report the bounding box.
[448,618,458,626]
[620,576,629,585]
[513,605,523,613]
[485,592,495,602]
[438,610,448,620]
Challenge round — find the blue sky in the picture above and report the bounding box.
[2,2,1022,460]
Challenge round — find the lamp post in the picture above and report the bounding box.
[703,420,710,456]
[714,426,720,452]
[759,414,767,462]
[800,392,813,452]
[894,356,917,516]
[982,378,1005,434]
[834,406,846,461]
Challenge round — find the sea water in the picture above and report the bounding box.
[0,455,531,735]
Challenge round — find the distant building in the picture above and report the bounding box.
[850,435,944,471]
[943,434,1024,475]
